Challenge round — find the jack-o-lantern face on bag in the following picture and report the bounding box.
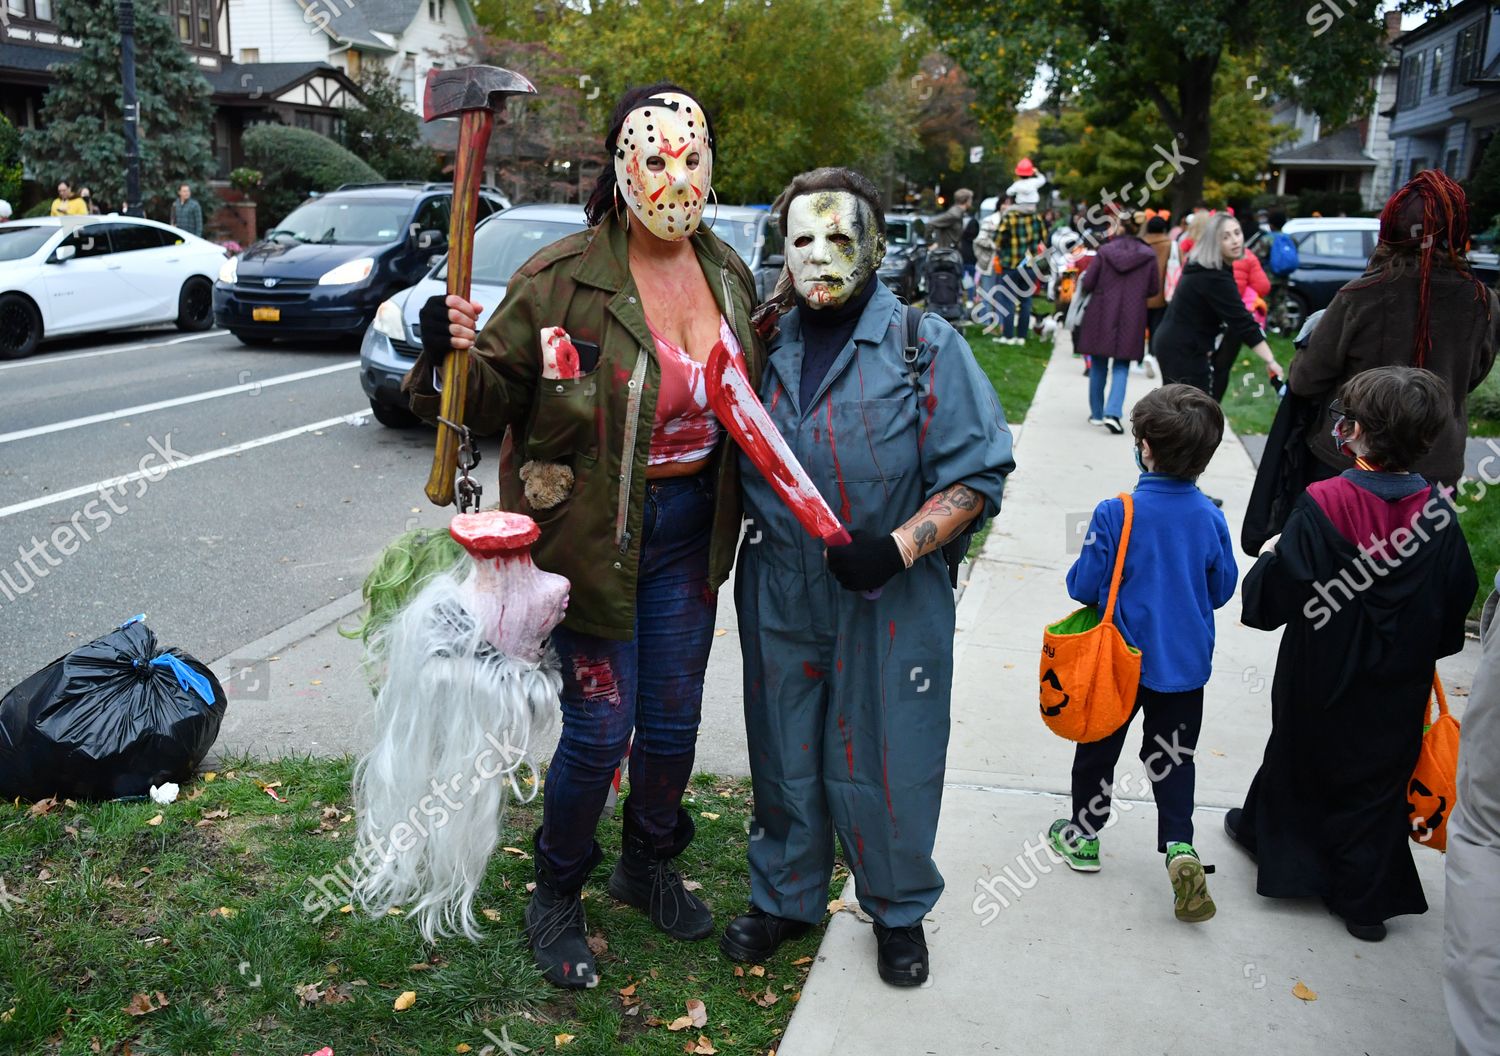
[613,92,713,242]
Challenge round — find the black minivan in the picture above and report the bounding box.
[213,182,508,345]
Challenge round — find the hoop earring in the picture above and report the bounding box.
[703,185,719,232]
[614,185,630,230]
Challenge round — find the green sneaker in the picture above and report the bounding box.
[1048,819,1101,872]
[1165,842,1216,923]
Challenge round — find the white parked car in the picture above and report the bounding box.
[0,215,228,358]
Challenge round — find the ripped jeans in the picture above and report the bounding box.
[537,474,717,889]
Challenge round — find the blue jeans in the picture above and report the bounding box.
[1089,357,1131,420]
[538,474,717,888]
[996,265,1037,339]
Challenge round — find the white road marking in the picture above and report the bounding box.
[0,410,373,520]
[0,361,361,444]
[0,330,222,371]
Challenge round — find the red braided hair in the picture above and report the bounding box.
[1376,169,1488,367]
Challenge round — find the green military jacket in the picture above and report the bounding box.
[404,213,764,639]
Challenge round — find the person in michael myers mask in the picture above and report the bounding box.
[719,168,1014,986]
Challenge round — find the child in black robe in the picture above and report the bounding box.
[1226,366,1476,941]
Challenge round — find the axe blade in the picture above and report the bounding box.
[423,65,537,122]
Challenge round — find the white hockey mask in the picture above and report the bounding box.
[613,92,713,241]
[784,191,885,308]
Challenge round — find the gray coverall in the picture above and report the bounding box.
[1445,577,1500,1056]
[736,283,1014,928]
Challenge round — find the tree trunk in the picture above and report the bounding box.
[1167,56,1216,219]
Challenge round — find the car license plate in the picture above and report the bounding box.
[252,307,280,322]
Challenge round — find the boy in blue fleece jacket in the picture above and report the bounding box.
[1048,384,1239,923]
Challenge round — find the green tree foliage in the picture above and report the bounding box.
[0,114,22,207]
[342,67,441,181]
[1035,56,1296,213]
[909,0,1404,215]
[22,0,216,220]
[242,124,381,227]
[1467,134,1500,234]
[535,0,915,203]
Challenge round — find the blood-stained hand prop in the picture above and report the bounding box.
[705,339,851,547]
[353,511,569,942]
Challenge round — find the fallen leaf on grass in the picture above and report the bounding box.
[202,772,217,783]
[618,981,638,998]
[30,797,59,817]
[386,907,404,916]
[0,1007,12,1023]
[407,962,433,972]
[123,992,169,1016]
[36,867,51,882]
[753,987,778,1008]
[456,1046,471,1054]
[748,965,765,978]
[587,933,609,956]
[554,1034,574,1047]
[699,812,720,821]
[339,905,353,914]
[792,956,813,966]
[667,1016,694,1032]
[208,906,237,918]
[826,899,845,915]
[686,999,707,1027]
[625,1006,640,1017]
[393,990,417,1012]
[681,879,703,892]
[146,814,163,827]
[688,1036,717,1055]
[501,846,531,859]
[733,966,744,977]
[64,825,79,839]
[481,908,503,922]
[1292,981,1317,1002]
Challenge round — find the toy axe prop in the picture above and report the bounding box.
[421,64,537,509]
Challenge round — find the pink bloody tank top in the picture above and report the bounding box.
[647,315,743,465]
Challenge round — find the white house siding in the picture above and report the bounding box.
[228,0,334,63]
[380,0,476,111]
[1365,65,1399,211]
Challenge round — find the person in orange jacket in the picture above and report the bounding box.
[1211,249,1272,400]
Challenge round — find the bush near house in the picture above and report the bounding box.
[242,124,382,231]
[0,115,21,207]
[342,68,441,182]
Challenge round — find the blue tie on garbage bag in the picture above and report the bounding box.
[0,618,227,801]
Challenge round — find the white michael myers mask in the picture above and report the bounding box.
[613,92,713,241]
[784,191,886,308]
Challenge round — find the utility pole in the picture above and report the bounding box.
[119,0,141,216]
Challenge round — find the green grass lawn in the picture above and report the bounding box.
[1216,334,1298,439]
[0,762,834,1056]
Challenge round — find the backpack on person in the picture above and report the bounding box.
[1267,232,1300,277]
[1164,239,1183,302]
[924,247,966,323]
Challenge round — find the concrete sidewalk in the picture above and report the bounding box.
[779,332,1479,1056]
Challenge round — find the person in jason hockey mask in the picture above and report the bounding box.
[719,168,1013,986]
[407,83,763,989]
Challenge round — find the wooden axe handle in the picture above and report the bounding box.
[425,107,495,507]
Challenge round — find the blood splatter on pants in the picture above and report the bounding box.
[735,541,955,929]
[537,475,717,891]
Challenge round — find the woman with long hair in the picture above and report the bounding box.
[1151,213,1283,395]
[404,82,763,989]
[1074,209,1160,433]
[1288,169,1499,488]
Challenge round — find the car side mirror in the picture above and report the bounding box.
[764,254,784,268]
[50,243,76,263]
[413,228,446,250]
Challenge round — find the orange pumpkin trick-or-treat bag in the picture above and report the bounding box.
[1039,493,1142,743]
[1409,672,1460,852]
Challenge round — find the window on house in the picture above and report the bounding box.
[197,0,212,47]
[34,0,53,19]
[240,47,259,63]
[1430,45,1444,93]
[1410,156,1429,179]
[1398,53,1425,109]
[1445,148,1460,174]
[401,54,417,104]
[6,0,27,17]
[428,0,435,17]
[1453,23,1483,91]
[177,0,192,42]
[438,0,446,18]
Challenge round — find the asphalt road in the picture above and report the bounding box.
[0,325,499,692]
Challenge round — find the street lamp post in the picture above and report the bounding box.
[119,0,141,217]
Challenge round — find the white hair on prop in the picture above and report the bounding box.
[352,511,568,943]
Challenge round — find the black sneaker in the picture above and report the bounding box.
[525,879,600,989]
[1346,920,1388,942]
[1103,416,1124,434]
[719,907,813,963]
[874,922,929,987]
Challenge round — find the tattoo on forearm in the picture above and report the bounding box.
[913,521,939,549]
[947,485,980,511]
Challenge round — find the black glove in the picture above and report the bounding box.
[825,530,905,592]
[417,294,454,377]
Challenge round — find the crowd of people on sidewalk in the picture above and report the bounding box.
[387,78,1497,1051]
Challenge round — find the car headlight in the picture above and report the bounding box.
[218,256,238,283]
[372,298,407,342]
[318,258,375,286]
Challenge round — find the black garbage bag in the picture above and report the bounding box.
[0,616,227,801]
